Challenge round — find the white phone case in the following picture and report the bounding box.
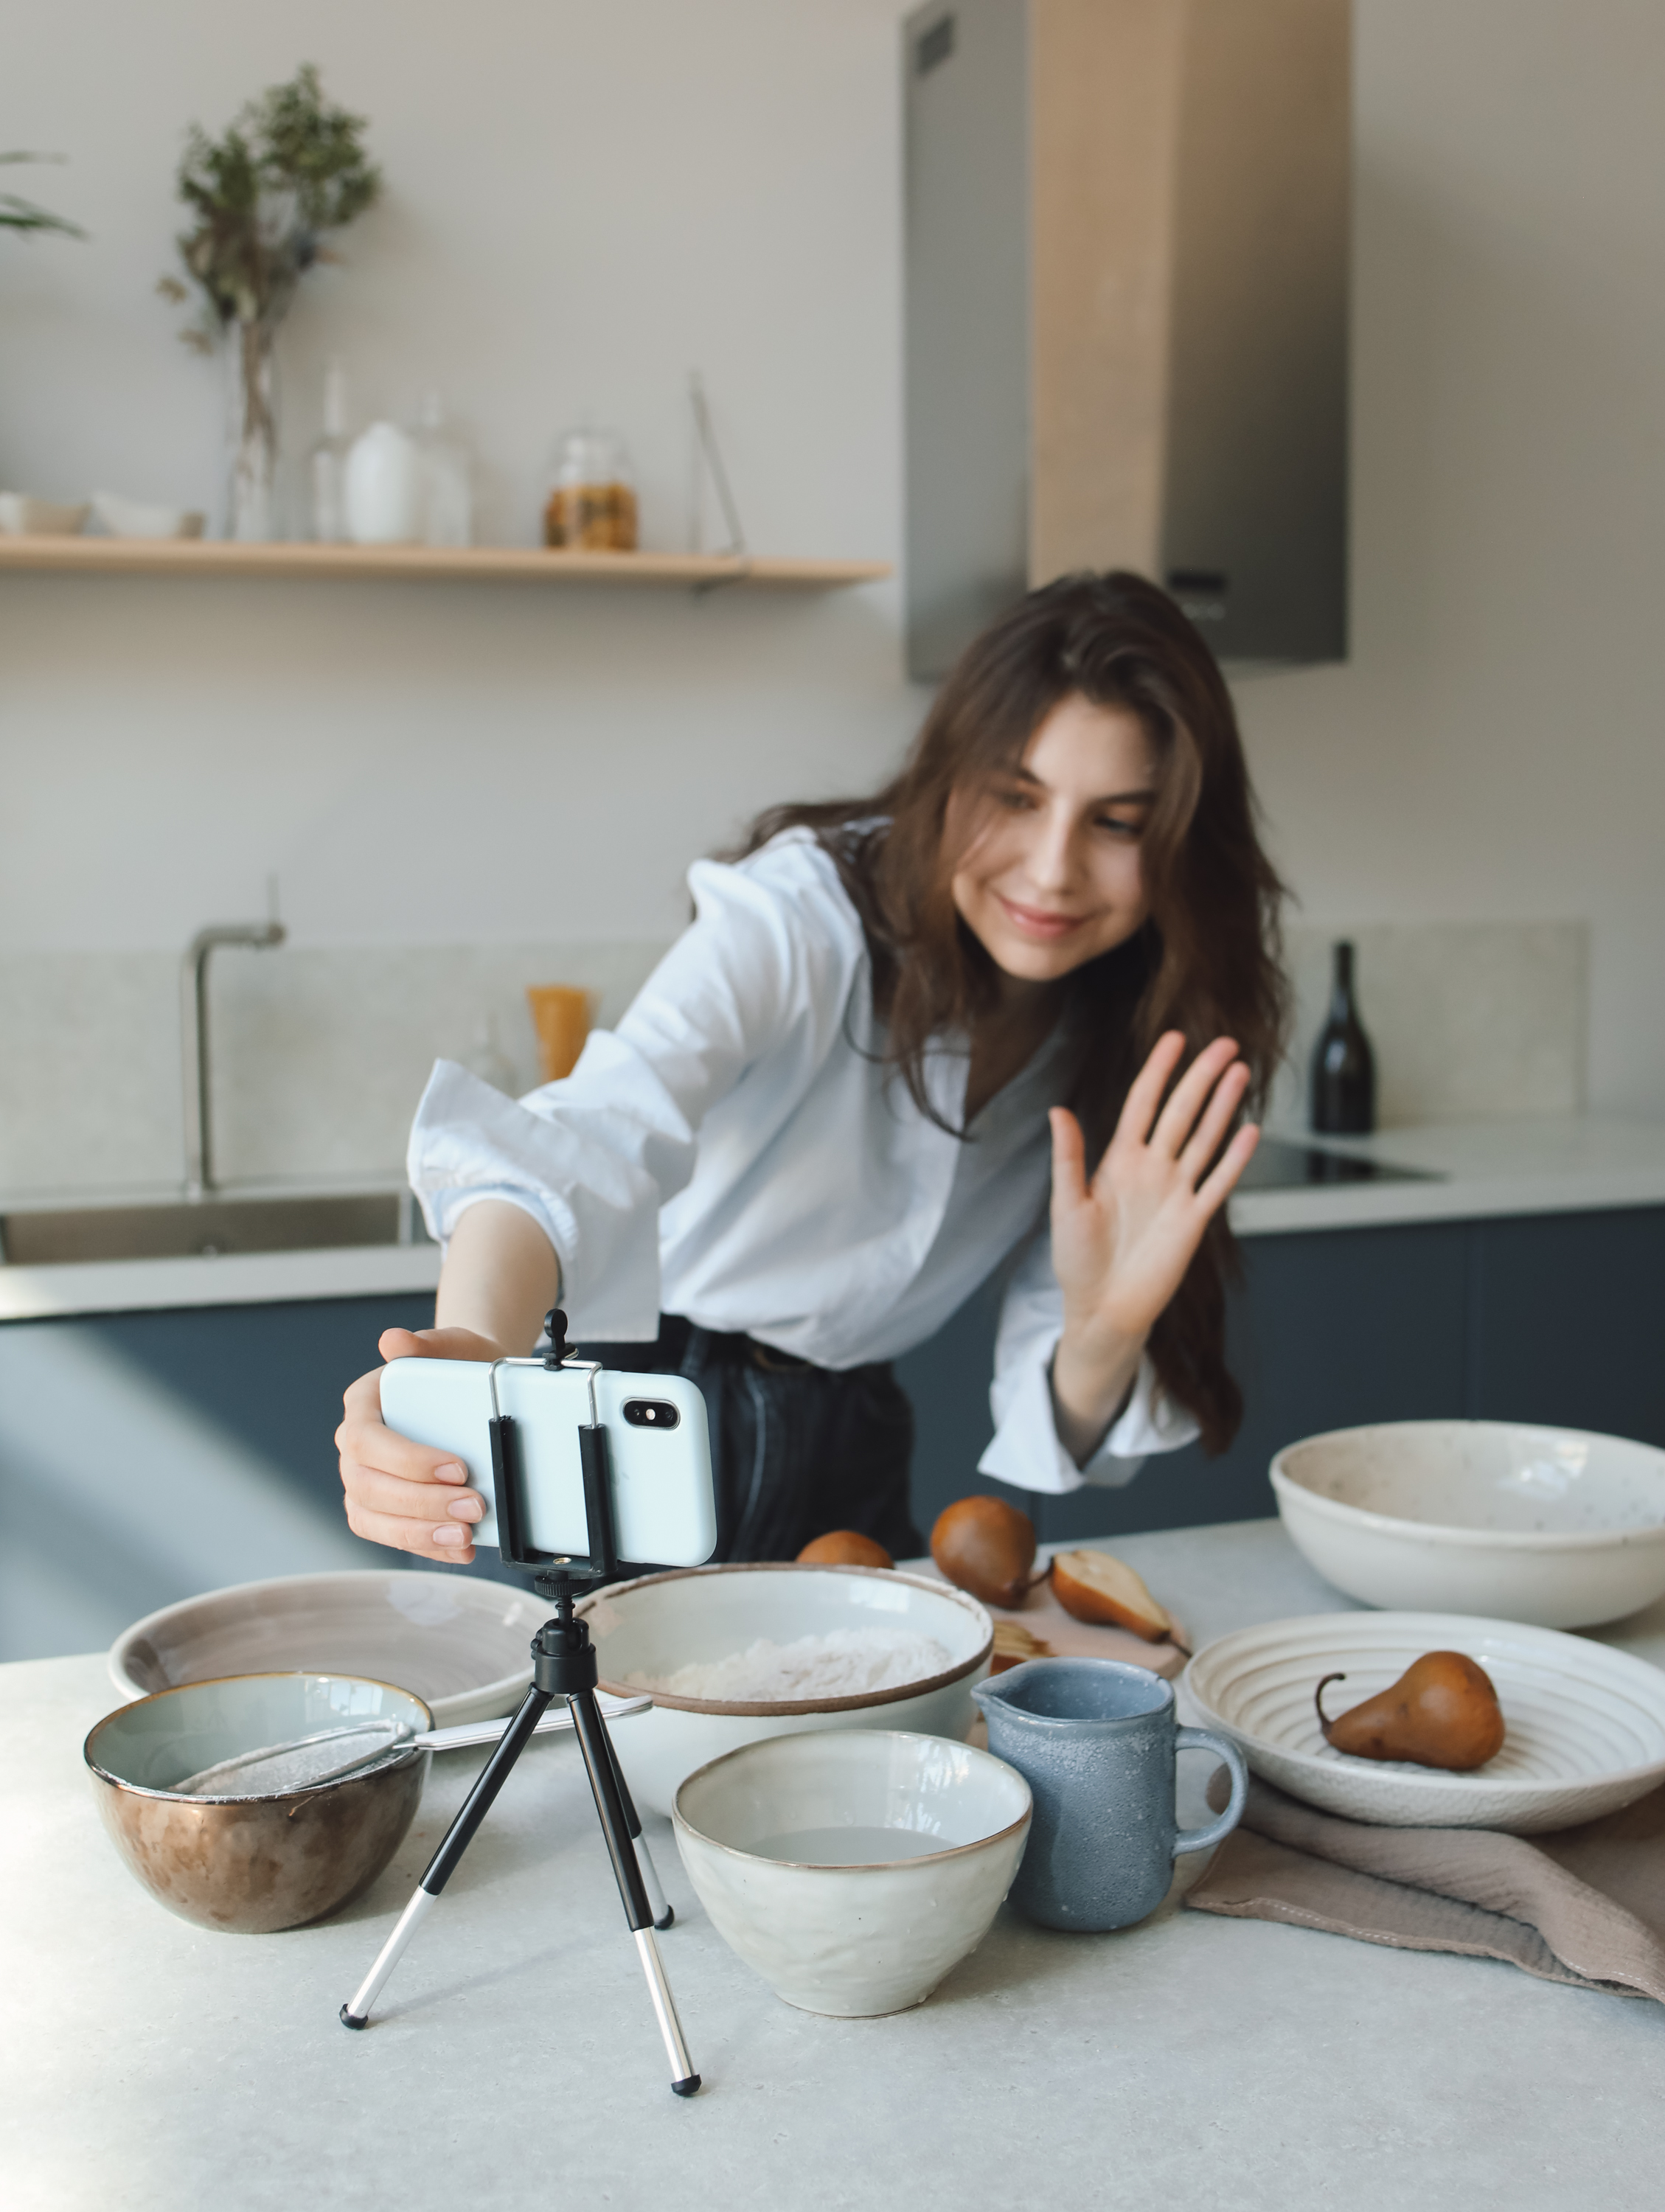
[379,1357,717,1568]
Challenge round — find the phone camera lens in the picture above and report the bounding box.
[623,1398,680,1429]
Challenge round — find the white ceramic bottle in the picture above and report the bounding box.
[344,422,421,544]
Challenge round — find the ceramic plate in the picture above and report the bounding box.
[1180,1611,1665,1833]
[109,1570,541,1726]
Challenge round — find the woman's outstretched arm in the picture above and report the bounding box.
[1048,1032,1257,1462]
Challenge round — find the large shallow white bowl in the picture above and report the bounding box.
[675,1728,1031,2015]
[579,1564,993,1817]
[1181,1610,1665,1832]
[110,1571,542,1725]
[1271,1420,1665,1628]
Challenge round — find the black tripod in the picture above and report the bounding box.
[339,1316,700,2096]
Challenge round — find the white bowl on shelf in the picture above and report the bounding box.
[578,1564,993,1818]
[1271,1419,1665,1629]
[0,492,89,535]
[91,489,206,539]
[673,1728,1030,2015]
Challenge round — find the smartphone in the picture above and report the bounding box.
[380,1356,717,1571]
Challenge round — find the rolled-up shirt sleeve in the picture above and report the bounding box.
[977,1230,1200,1495]
[406,839,853,1340]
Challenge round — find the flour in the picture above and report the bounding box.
[627,1627,952,1703]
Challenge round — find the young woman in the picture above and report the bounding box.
[336,570,1287,1567]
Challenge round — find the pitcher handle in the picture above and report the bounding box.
[1172,1727,1249,1857]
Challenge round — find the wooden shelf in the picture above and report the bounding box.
[0,535,889,589]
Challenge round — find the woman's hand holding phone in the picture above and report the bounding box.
[1049,1031,1258,1460]
[336,1199,563,1563]
[336,1326,503,1564]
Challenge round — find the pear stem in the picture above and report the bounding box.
[1315,1671,1346,1744]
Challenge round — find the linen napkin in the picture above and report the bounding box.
[1184,1775,1665,2002]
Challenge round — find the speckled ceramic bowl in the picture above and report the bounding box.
[1272,1420,1665,1628]
[579,1564,994,1818]
[85,1672,432,1933]
[674,1729,1031,2016]
[110,1570,541,1725]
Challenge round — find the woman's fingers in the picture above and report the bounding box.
[336,1402,477,1488]
[1049,1107,1091,1211]
[342,1493,479,1564]
[338,1349,489,1565]
[1177,1058,1252,1183]
[1112,1030,1189,1149]
[1195,1121,1262,1214]
[1148,1036,1241,1158]
[378,1323,504,1365]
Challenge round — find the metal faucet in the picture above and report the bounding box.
[181,912,286,1199]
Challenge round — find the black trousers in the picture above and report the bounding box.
[577,1315,922,1564]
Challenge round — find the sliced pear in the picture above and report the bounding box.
[1050,1548,1173,1642]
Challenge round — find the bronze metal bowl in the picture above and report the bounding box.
[85,1672,433,1934]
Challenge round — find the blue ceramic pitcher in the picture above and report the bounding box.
[974,1658,1248,1932]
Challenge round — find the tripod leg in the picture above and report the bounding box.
[570,1691,701,2097]
[599,1719,674,1930]
[340,1682,554,2029]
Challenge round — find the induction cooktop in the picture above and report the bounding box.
[1234,1136,1443,1192]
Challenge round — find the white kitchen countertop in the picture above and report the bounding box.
[9,1517,1664,2212]
[2,1113,1663,1321]
[1231,1110,1665,1235]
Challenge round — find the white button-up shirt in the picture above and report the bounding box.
[408,830,1198,1495]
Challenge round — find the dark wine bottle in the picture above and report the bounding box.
[1310,940,1376,1134]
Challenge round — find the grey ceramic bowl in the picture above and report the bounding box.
[85,1672,432,1933]
[110,1570,542,1725]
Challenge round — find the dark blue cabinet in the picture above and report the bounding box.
[4,1204,1661,1659]
[894,1206,1665,1546]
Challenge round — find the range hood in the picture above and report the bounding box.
[903,0,1352,678]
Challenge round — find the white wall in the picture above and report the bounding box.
[1244,0,1665,1113]
[4,1,1664,1131]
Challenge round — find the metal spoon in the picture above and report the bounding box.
[171,1693,652,1797]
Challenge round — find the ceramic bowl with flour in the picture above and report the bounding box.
[577,1564,993,1816]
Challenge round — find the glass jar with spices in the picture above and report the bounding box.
[543,427,638,552]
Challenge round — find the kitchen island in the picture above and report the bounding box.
[9,1518,1662,2212]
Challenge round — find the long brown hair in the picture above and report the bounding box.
[738,571,1289,1452]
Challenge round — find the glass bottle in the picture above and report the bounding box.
[413,390,473,549]
[309,363,351,543]
[462,1013,518,1095]
[543,427,638,552]
[1310,940,1377,1134]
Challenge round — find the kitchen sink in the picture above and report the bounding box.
[0,1192,427,1265]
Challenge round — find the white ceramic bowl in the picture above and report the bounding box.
[91,488,206,538]
[1271,1420,1665,1628]
[674,1728,1031,2015]
[111,1570,543,1725]
[0,492,89,535]
[1181,1610,1665,1832]
[578,1564,994,1817]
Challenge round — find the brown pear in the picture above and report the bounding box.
[796,1529,893,1569]
[931,1496,1037,1609]
[1315,1651,1506,1772]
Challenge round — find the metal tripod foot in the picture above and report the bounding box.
[636,1927,700,2096]
[341,1884,439,2027]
